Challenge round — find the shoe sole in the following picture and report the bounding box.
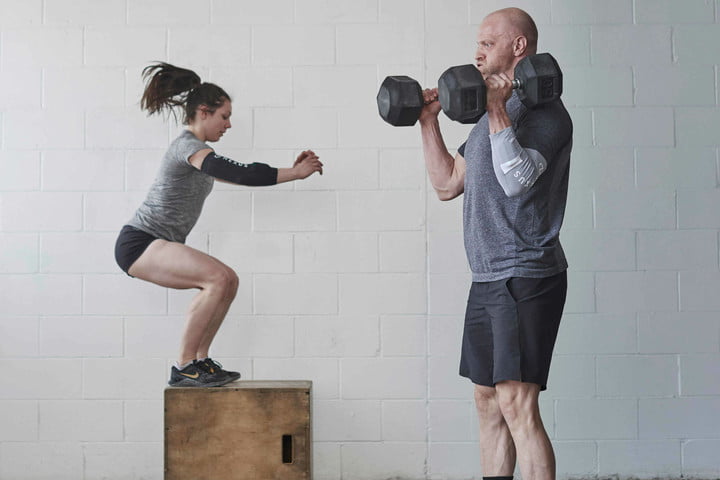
[168,376,235,388]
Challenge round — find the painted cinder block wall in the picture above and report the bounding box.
[0,0,719,478]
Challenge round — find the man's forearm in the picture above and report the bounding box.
[486,103,512,135]
[420,118,462,199]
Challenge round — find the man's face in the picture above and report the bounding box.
[474,15,516,79]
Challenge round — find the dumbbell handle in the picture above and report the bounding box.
[423,77,519,106]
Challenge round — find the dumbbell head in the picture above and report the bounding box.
[437,64,486,124]
[513,53,563,108]
[377,76,423,126]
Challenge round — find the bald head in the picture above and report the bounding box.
[484,7,538,54]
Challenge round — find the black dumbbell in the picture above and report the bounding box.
[377,53,563,126]
[376,75,424,127]
[438,53,563,123]
[436,64,485,124]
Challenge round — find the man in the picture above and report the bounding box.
[419,8,572,480]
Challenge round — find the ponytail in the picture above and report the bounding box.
[140,62,231,124]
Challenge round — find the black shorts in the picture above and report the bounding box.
[459,271,567,391]
[114,225,158,275]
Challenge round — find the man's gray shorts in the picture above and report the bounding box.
[459,271,567,391]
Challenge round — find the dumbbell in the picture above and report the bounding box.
[439,53,563,123]
[377,53,563,126]
[376,75,424,127]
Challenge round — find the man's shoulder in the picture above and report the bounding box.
[520,99,572,128]
[515,100,573,146]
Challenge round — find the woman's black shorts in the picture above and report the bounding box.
[114,225,158,275]
[459,271,567,391]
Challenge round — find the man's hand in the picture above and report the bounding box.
[484,73,514,134]
[484,73,514,113]
[418,88,443,124]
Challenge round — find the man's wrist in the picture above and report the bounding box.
[487,104,512,134]
[419,115,440,128]
[485,101,507,116]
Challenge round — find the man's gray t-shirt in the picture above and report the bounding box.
[460,91,573,282]
[128,130,213,244]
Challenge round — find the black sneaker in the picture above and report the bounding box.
[200,358,241,382]
[168,361,234,388]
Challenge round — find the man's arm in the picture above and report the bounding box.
[484,73,571,197]
[489,127,547,197]
[418,88,466,201]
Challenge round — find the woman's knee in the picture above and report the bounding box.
[208,266,239,299]
[226,268,239,298]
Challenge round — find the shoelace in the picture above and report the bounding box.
[201,358,224,374]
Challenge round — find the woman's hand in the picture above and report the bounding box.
[292,150,323,179]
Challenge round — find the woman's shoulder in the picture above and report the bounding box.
[171,129,205,147]
[169,130,209,154]
[165,130,211,167]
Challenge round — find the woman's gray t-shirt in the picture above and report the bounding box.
[127,130,214,243]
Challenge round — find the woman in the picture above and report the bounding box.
[114,63,323,387]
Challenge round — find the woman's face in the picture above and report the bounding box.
[198,99,232,142]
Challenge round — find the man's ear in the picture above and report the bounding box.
[513,36,528,57]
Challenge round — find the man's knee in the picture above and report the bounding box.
[474,384,499,412]
[496,381,540,426]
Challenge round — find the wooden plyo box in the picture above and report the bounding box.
[165,381,312,480]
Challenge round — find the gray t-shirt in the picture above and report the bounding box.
[127,130,214,243]
[459,91,573,282]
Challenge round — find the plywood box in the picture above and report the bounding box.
[165,381,312,480]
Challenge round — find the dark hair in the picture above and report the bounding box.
[140,62,231,124]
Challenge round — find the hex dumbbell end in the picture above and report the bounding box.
[438,64,486,124]
[377,76,423,127]
[514,53,563,108]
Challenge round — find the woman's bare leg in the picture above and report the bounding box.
[128,240,239,365]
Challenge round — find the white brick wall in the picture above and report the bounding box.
[597,441,682,478]
[0,443,83,480]
[636,147,717,189]
[684,440,720,476]
[341,443,427,480]
[39,400,123,441]
[635,0,716,24]
[82,443,164,480]
[552,0,633,24]
[314,400,382,441]
[296,315,379,357]
[0,400,38,441]
[1,1,719,479]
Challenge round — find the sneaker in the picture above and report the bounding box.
[200,358,241,382]
[168,361,234,388]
